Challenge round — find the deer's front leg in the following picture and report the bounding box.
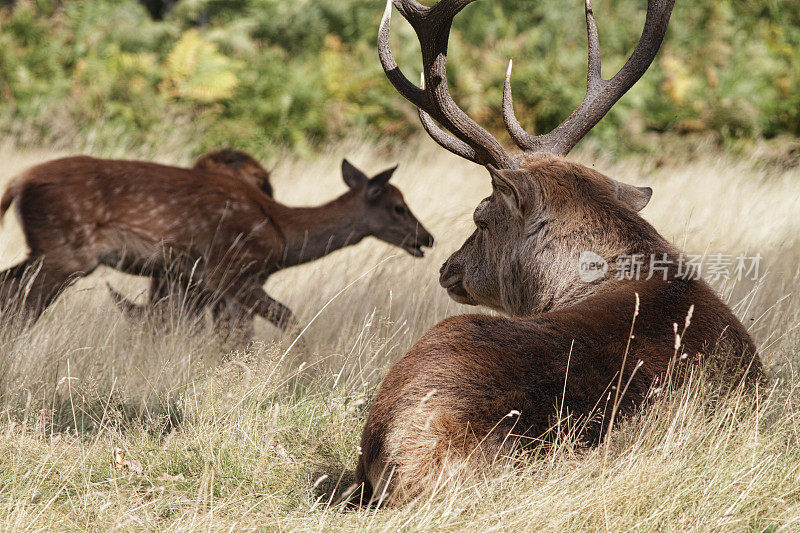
[205,276,298,332]
[250,289,297,331]
[204,242,297,332]
[211,297,255,339]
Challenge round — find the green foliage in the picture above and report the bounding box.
[0,0,797,155]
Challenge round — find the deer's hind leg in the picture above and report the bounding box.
[364,404,501,507]
[0,258,79,323]
[145,273,203,324]
[0,260,39,317]
[108,275,212,332]
[105,242,211,327]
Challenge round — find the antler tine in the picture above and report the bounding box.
[585,0,602,88]
[503,60,548,153]
[379,0,517,169]
[417,73,480,162]
[378,0,428,110]
[418,108,481,161]
[504,0,676,156]
[379,0,475,162]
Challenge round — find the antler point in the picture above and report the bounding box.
[380,0,393,28]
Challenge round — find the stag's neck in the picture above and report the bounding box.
[519,234,681,317]
[274,191,368,267]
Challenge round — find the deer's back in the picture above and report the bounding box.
[10,156,283,258]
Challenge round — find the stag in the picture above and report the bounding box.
[345,0,763,506]
[0,156,434,335]
[105,149,275,333]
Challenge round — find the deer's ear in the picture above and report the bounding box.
[488,165,524,218]
[613,179,652,212]
[342,159,368,189]
[369,165,397,188]
[365,164,398,201]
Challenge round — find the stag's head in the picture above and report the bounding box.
[380,0,675,315]
[194,149,273,197]
[341,159,435,257]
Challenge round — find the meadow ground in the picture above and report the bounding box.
[0,138,799,531]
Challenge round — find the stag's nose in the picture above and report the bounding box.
[439,259,465,294]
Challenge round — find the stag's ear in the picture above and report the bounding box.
[613,179,652,212]
[342,159,368,189]
[488,165,524,218]
[365,165,397,201]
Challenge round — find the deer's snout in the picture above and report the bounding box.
[439,257,474,305]
[439,258,462,290]
[439,258,473,304]
[422,229,435,248]
[397,221,435,258]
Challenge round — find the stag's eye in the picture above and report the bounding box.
[394,205,407,216]
[476,221,489,231]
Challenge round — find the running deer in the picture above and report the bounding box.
[345,0,763,506]
[0,156,434,335]
[105,149,275,332]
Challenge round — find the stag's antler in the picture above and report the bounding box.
[504,0,676,156]
[380,0,675,164]
[378,0,516,169]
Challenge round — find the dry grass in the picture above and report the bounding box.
[0,138,798,531]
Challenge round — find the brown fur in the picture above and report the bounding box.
[193,149,273,197]
[106,150,274,333]
[0,156,433,333]
[349,154,763,507]
[0,180,20,218]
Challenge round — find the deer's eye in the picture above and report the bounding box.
[394,205,407,216]
[476,221,489,230]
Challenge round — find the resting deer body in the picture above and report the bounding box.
[346,0,763,506]
[0,156,433,333]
